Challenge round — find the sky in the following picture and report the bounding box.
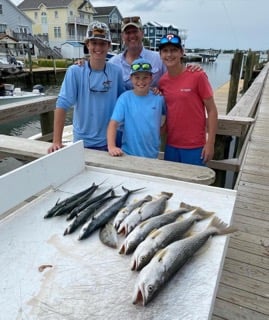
[11,0,269,51]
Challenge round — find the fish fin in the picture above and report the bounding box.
[147,228,161,239]
[208,216,238,235]
[191,208,214,220]
[180,202,215,216]
[122,186,145,194]
[155,248,167,262]
[160,191,173,199]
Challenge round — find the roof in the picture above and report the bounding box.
[18,0,74,9]
[94,6,117,16]
[144,21,179,29]
[61,41,83,47]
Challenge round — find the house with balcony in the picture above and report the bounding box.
[93,6,122,52]
[0,0,33,58]
[18,0,96,57]
[143,21,179,51]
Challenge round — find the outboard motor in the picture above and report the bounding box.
[33,84,45,93]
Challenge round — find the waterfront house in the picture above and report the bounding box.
[93,6,122,52]
[18,0,96,52]
[0,0,33,57]
[143,21,179,51]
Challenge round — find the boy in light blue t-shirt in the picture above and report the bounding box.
[107,58,166,159]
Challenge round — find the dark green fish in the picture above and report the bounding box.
[66,186,115,221]
[44,182,99,218]
[78,186,144,240]
[63,191,118,235]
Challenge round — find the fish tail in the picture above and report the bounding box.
[191,208,214,221]
[208,216,237,236]
[122,186,145,194]
[180,202,215,216]
[160,191,173,199]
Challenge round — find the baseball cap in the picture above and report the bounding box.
[85,21,111,42]
[130,58,152,75]
[121,16,143,32]
[159,34,182,50]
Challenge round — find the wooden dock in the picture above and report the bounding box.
[212,68,269,319]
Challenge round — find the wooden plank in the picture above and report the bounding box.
[214,297,269,320]
[0,96,56,123]
[0,135,216,185]
[215,284,269,315]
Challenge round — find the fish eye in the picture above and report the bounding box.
[147,284,154,293]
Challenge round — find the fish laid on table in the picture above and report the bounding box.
[99,222,119,249]
[78,186,144,240]
[118,207,190,255]
[131,208,214,271]
[113,194,152,230]
[63,190,118,235]
[132,216,237,306]
[66,186,115,221]
[44,182,100,218]
[117,192,173,236]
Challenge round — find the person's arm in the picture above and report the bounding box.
[107,120,124,156]
[47,108,66,153]
[202,97,218,163]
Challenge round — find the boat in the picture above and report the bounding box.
[0,84,45,105]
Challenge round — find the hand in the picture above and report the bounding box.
[108,146,124,157]
[150,86,163,95]
[74,58,86,66]
[201,143,214,163]
[48,143,64,154]
[186,63,203,72]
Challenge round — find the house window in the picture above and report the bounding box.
[0,24,7,33]
[0,5,3,14]
[41,12,47,24]
[55,11,58,19]
[54,27,61,38]
[70,11,73,16]
[34,12,38,20]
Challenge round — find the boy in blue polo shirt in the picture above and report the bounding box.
[107,58,166,159]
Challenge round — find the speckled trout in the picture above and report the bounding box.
[131,208,214,271]
[132,216,237,306]
[118,207,189,255]
[113,194,153,231]
[117,192,173,236]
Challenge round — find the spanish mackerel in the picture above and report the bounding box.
[66,186,115,221]
[63,191,118,235]
[131,208,214,271]
[132,216,237,306]
[44,182,100,218]
[78,186,144,240]
[117,192,173,236]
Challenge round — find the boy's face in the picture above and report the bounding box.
[87,39,110,61]
[131,72,152,94]
[160,44,183,67]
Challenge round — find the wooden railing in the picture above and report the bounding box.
[0,62,268,180]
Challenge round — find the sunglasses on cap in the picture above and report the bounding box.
[122,16,141,24]
[131,62,152,72]
[160,35,182,46]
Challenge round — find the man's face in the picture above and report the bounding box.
[122,26,144,49]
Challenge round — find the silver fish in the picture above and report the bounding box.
[99,222,119,249]
[131,208,214,271]
[132,216,237,306]
[113,194,152,230]
[119,207,189,255]
[78,186,144,240]
[117,192,173,236]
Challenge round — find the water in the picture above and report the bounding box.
[0,53,234,174]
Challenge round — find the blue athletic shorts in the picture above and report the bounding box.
[164,145,205,166]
